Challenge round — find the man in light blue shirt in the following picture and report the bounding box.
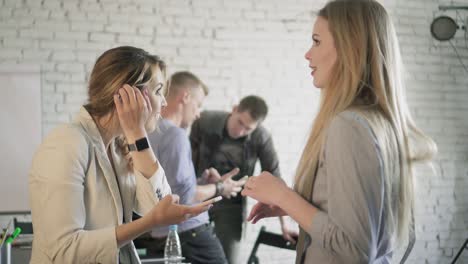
[140,71,245,264]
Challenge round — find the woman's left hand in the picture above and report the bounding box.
[114,84,152,141]
[247,202,287,223]
[241,171,290,206]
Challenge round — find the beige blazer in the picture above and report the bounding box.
[29,107,171,264]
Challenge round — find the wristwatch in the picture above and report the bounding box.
[127,137,150,152]
[215,181,224,197]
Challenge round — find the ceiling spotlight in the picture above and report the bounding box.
[430,16,459,41]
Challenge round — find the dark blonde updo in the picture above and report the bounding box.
[85,46,167,170]
[85,46,166,118]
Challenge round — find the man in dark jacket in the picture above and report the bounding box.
[190,95,298,263]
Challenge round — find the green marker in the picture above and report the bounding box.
[6,227,21,244]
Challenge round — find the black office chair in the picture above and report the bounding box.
[247,226,296,264]
[451,238,468,264]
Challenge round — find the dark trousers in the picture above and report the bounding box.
[135,223,227,264]
[210,204,243,264]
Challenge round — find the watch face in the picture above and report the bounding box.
[135,137,149,151]
[127,137,149,152]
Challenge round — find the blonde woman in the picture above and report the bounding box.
[242,0,437,263]
[29,46,219,263]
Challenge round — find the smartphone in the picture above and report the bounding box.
[199,196,223,207]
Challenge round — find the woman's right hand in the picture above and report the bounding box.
[247,202,287,224]
[114,84,152,141]
[145,194,221,227]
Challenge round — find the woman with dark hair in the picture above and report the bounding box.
[29,46,218,263]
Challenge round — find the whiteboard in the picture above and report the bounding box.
[0,64,41,213]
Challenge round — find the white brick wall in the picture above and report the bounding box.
[0,0,467,263]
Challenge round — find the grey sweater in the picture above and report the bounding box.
[298,111,398,264]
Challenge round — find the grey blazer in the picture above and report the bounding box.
[29,107,171,264]
[299,111,398,264]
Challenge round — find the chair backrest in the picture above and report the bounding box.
[247,226,296,264]
[451,238,468,264]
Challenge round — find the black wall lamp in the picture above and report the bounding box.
[430,5,468,73]
[430,5,468,41]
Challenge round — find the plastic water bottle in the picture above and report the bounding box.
[164,225,182,264]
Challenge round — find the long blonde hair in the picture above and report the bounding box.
[294,0,437,244]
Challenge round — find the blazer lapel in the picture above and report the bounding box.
[75,107,124,225]
[95,148,124,225]
[110,142,135,224]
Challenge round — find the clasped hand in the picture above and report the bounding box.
[202,168,248,198]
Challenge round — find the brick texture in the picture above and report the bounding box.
[0,0,466,263]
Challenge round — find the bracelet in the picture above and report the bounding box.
[215,181,224,197]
